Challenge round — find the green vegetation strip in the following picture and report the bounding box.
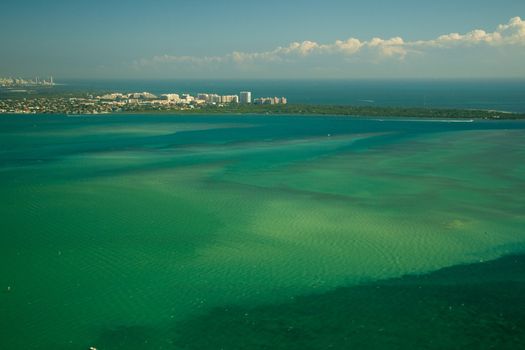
[168,104,525,119]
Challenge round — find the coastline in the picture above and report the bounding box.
[1,104,525,120]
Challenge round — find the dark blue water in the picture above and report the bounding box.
[50,79,525,112]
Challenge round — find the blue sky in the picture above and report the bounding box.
[1,0,524,78]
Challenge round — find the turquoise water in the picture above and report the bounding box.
[1,114,524,349]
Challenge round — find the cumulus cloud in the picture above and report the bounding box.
[134,17,525,69]
[368,37,407,58]
[414,16,525,48]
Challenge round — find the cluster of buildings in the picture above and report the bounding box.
[0,76,55,87]
[96,92,237,106]
[96,90,286,107]
[254,96,288,105]
[195,93,238,104]
[99,92,158,102]
[0,97,115,115]
[0,89,288,115]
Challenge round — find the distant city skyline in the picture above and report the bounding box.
[0,76,55,87]
[1,0,524,79]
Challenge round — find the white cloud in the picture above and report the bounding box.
[496,16,525,44]
[416,16,525,48]
[135,17,525,70]
[325,38,364,55]
[367,37,407,58]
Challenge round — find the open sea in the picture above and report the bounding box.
[1,85,525,349]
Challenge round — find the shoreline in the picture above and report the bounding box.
[2,107,525,120]
[2,113,524,121]
[2,90,524,119]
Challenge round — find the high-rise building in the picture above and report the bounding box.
[210,94,221,103]
[253,96,287,105]
[240,91,252,104]
[220,95,239,103]
[197,93,210,102]
[161,94,180,102]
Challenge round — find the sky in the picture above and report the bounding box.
[1,0,524,79]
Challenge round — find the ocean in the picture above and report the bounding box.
[1,114,525,349]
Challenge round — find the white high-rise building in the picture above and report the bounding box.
[161,93,180,102]
[240,91,252,104]
[220,95,239,103]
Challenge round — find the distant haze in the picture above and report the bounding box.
[1,0,524,79]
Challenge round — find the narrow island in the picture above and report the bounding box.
[1,86,524,120]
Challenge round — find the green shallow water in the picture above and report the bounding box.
[173,254,525,350]
[0,115,524,349]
